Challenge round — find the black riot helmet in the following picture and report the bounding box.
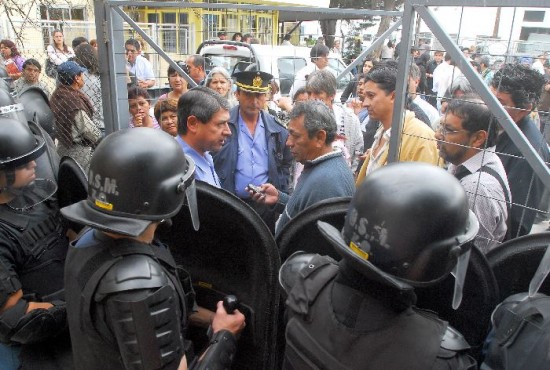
[0,117,53,207]
[0,117,45,171]
[61,128,199,237]
[318,162,479,299]
[0,89,28,124]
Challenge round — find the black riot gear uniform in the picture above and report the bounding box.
[0,118,70,369]
[62,128,237,370]
[280,163,480,370]
[64,230,191,370]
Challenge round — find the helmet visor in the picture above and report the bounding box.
[6,177,57,211]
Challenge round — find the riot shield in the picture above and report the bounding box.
[0,89,28,124]
[415,245,499,361]
[156,181,281,370]
[28,120,60,183]
[276,197,351,262]
[487,232,550,301]
[19,86,55,139]
[57,156,88,233]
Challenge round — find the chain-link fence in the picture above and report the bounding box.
[2,18,193,170]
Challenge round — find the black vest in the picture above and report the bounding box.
[0,199,67,302]
[64,231,189,369]
[283,257,451,370]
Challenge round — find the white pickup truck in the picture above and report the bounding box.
[197,40,353,97]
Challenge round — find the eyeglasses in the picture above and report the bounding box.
[437,125,470,136]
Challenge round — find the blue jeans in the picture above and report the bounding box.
[0,342,21,370]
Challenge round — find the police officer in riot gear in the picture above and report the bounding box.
[61,128,245,370]
[280,162,479,370]
[0,117,70,370]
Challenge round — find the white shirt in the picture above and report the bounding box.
[413,96,440,129]
[288,64,336,98]
[448,147,510,253]
[127,55,155,84]
[432,62,463,109]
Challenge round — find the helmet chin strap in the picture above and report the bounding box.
[0,168,19,195]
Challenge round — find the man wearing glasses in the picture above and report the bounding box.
[436,95,510,253]
[125,38,155,88]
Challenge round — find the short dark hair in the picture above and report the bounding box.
[72,36,88,49]
[168,61,189,77]
[177,86,229,135]
[491,63,546,109]
[290,100,336,144]
[128,86,150,100]
[365,66,398,95]
[22,58,41,71]
[292,87,308,102]
[446,94,498,147]
[187,54,205,70]
[310,43,330,62]
[75,43,99,75]
[125,38,141,51]
[154,98,178,121]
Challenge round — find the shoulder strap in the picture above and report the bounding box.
[479,165,510,209]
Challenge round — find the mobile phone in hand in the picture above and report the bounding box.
[246,184,263,195]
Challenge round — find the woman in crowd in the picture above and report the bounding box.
[0,39,25,80]
[330,39,342,56]
[128,86,160,129]
[340,57,377,104]
[232,32,242,42]
[205,66,237,107]
[381,40,395,60]
[75,43,104,133]
[157,63,188,102]
[154,98,178,137]
[46,30,75,77]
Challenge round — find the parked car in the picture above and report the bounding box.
[196,40,353,97]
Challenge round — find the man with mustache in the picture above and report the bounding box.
[213,71,292,233]
[177,87,231,187]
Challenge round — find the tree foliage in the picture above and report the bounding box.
[1,1,81,42]
[321,0,403,59]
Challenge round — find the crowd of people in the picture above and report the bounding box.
[1,29,550,369]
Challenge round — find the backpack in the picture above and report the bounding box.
[45,58,57,78]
